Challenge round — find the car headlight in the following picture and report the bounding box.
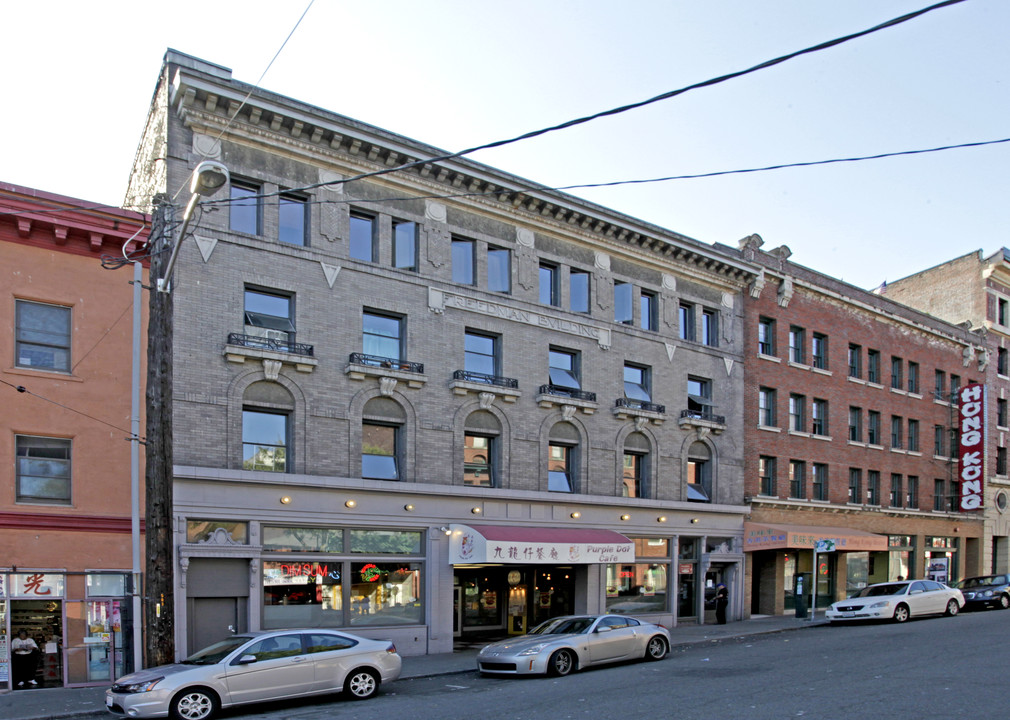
[982,590,994,598]
[118,678,164,693]
[517,644,549,656]
[868,601,891,609]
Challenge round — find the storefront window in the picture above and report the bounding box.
[264,526,343,552]
[925,536,958,583]
[678,538,698,618]
[460,573,504,627]
[86,574,126,597]
[350,562,421,626]
[606,563,668,614]
[263,561,343,628]
[350,530,422,554]
[186,520,248,544]
[846,552,869,595]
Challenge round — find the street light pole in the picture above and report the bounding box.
[130,258,143,674]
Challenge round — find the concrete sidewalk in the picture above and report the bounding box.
[0,615,825,720]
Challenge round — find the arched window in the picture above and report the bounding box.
[687,441,712,502]
[362,397,405,480]
[622,432,650,498]
[242,381,294,472]
[548,422,580,493]
[464,410,501,487]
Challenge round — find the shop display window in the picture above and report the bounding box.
[263,526,343,553]
[349,562,421,627]
[605,563,668,614]
[349,530,422,554]
[263,561,343,628]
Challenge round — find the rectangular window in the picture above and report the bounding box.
[868,411,881,445]
[891,415,903,449]
[907,361,919,394]
[999,447,1008,476]
[812,463,828,501]
[548,444,574,492]
[848,468,862,504]
[891,356,903,390]
[614,281,633,324]
[1000,348,1009,376]
[549,348,580,390]
[278,193,307,246]
[907,476,919,509]
[789,460,806,499]
[849,407,863,442]
[759,456,777,496]
[890,474,903,508]
[349,212,376,262]
[244,288,295,348]
[540,263,560,306]
[451,237,475,285]
[464,330,498,379]
[934,424,946,457]
[758,317,776,356]
[1000,298,1009,326]
[242,409,288,472]
[679,303,695,341]
[16,435,71,504]
[867,349,881,384]
[15,299,71,372]
[687,376,713,417]
[570,269,590,313]
[362,422,398,480]
[702,309,719,347]
[362,310,402,362]
[867,470,880,506]
[812,333,828,369]
[464,434,495,487]
[640,291,657,331]
[229,179,261,234]
[622,453,643,498]
[950,374,961,398]
[811,399,828,436]
[908,419,920,452]
[934,479,946,511]
[789,394,806,432]
[788,326,806,364]
[999,399,1008,428]
[848,343,862,378]
[623,364,651,403]
[758,387,777,427]
[935,369,947,400]
[392,220,418,270]
[487,246,511,293]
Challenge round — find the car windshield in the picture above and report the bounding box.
[857,583,908,598]
[529,617,594,635]
[962,575,1004,588]
[182,636,252,665]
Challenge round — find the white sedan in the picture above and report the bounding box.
[826,580,963,623]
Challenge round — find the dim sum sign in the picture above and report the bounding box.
[959,383,986,511]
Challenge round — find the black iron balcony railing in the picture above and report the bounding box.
[680,408,726,425]
[227,332,314,357]
[452,369,519,389]
[538,384,597,402]
[615,397,665,414]
[348,352,424,374]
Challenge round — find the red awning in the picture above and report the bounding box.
[449,524,635,564]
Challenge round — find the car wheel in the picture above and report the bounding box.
[645,636,668,661]
[893,604,910,623]
[345,668,379,700]
[170,688,219,720]
[547,649,575,677]
[1000,594,1010,610]
[945,599,960,616]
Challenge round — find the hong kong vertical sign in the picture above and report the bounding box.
[959,383,986,511]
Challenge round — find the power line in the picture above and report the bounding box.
[1,378,142,441]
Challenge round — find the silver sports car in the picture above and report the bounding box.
[476,614,670,677]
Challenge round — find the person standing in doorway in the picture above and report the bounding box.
[715,584,729,625]
[12,630,39,687]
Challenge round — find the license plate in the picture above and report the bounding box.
[841,612,855,618]
[106,696,113,707]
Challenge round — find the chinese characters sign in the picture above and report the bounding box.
[959,383,985,511]
[9,572,65,597]
[449,525,634,564]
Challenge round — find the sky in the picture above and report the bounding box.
[2,0,1006,290]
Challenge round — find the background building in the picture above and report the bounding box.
[721,235,985,616]
[0,182,148,686]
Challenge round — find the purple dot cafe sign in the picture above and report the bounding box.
[959,383,986,511]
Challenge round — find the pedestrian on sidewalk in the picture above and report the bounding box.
[715,584,729,625]
[11,630,40,687]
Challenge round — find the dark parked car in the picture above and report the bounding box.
[954,574,1010,610]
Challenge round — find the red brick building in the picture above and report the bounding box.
[721,236,985,616]
[0,183,148,687]
[886,249,1010,575]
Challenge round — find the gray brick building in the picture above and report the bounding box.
[126,51,757,657]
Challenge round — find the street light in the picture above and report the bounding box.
[157,161,230,292]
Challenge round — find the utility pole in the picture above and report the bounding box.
[144,197,175,666]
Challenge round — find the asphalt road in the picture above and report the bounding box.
[94,609,1005,720]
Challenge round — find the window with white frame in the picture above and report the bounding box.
[16,435,71,504]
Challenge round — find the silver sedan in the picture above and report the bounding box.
[826,579,963,623]
[105,629,401,720]
[476,614,670,677]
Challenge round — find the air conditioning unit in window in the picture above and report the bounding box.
[245,328,289,348]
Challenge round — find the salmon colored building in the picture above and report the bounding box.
[0,182,148,688]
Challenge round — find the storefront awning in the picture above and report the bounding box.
[743,522,887,552]
[449,524,635,565]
